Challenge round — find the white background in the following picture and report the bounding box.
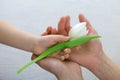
[0,0,120,80]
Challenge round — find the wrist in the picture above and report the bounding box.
[84,51,104,71]
[57,74,82,80]
[56,70,83,80]
[57,75,70,80]
[26,34,39,52]
[86,51,120,80]
[56,69,70,80]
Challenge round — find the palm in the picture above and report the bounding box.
[32,22,83,79]
[32,55,82,79]
[57,14,103,67]
[69,37,102,67]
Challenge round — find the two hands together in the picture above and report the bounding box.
[0,13,120,80]
[32,14,120,80]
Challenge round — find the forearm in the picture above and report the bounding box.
[87,52,120,80]
[0,21,38,52]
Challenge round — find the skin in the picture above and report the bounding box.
[41,14,120,80]
[32,55,83,80]
[32,16,83,80]
[0,20,69,56]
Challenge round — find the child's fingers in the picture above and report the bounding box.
[64,48,71,54]
[64,54,69,59]
[63,48,71,59]
[60,56,65,61]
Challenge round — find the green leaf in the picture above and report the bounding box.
[17,35,101,74]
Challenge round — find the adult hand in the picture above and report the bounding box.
[51,14,103,68]
[32,55,83,80]
[32,28,83,80]
[53,14,120,80]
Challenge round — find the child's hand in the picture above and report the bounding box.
[31,23,83,80]
[31,35,69,57]
[0,21,69,55]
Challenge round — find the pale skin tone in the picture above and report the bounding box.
[0,20,69,56]
[0,20,83,80]
[0,18,83,80]
[38,14,120,80]
[1,14,120,80]
[32,55,83,80]
[0,18,82,80]
[32,16,83,80]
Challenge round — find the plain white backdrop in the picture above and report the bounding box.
[0,0,120,80]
